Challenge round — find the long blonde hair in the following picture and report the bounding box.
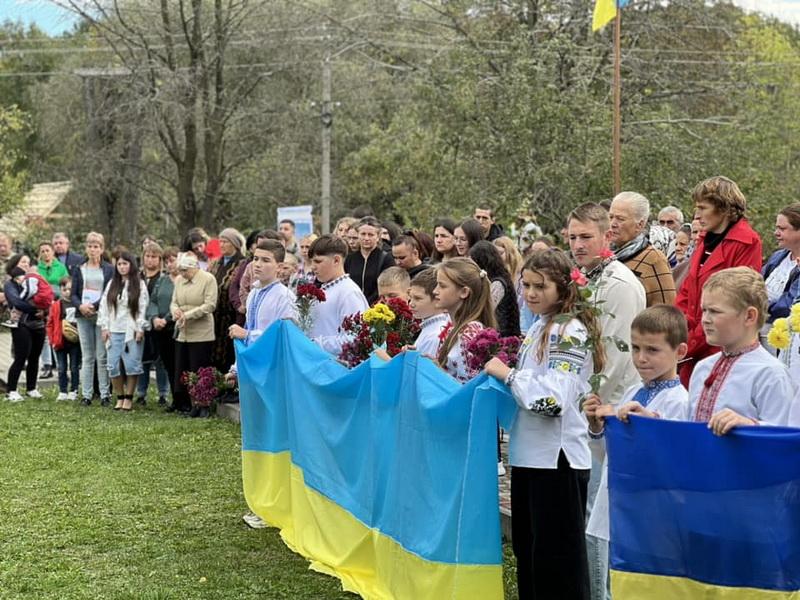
[493,236,523,279]
[523,250,605,374]
[436,258,497,366]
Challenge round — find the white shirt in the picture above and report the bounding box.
[688,345,796,426]
[586,382,688,541]
[591,260,646,405]
[310,275,368,355]
[507,317,593,470]
[243,281,297,345]
[765,252,795,303]
[415,313,450,359]
[97,280,149,343]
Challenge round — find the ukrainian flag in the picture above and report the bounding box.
[593,0,630,31]
[606,416,800,599]
[237,321,515,599]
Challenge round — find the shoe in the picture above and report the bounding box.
[114,398,123,411]
[80,397,92,406]
[188,405,200,418]
[135,396,146,406]
[158,396,167,406]
[56,392,69,401]
[497,461,506,476]
[27,389,43,399]
[100,397,111,407]
[39,367,53,379]
[192,406,210,419]
[7,391,24,402]
[1,320,18,329]
[67,391,77,401]
[121,397,133,411]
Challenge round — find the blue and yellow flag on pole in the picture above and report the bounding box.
[593,0,630,31]
[607,416,800,599]
[237,321,516,600]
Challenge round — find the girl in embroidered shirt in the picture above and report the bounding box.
[434,258,496,382]
[484,249,605,600]
[689,267,795,435]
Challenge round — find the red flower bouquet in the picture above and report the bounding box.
[296,280,326,333]
[464,328,522,372]
[180,366,231,407]
[339,297,421,367]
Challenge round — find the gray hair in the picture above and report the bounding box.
[612,191,651,223]
[658,205,684,224]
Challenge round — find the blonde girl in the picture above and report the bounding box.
[485,249,604,600]
[434,257,497,382]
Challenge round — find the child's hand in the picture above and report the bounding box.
[708,408,755,436]
[224,372,237,386]
[373,348,391,361]
[617,401,658,423]
[485,357,511,382]
[228,325,247,340]
[582,393,607,433]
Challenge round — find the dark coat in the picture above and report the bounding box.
[345,248,395,304]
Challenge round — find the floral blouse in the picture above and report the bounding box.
[444,321,485,383]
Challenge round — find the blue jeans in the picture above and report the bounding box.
[77,316,109,399]
[137,357,170,398]
[56,344,81,393]
[586,456,611,600]
[106,332,144,378]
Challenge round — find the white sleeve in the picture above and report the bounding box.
[314,289,368,355]
[753,367,795,426]
[136,282,149,332]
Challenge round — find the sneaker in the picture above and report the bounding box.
[135,396,146,406]
[67,391,77,401]
[497,461,506,477]
[100,396,111,407]
[56,392,69,401]
[27,389,43,399]
[1,320,18,329]
[80,397,92,406]
[7,391,23,402]
[158,396,167,406]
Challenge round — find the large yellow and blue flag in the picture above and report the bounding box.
[236,321,516,600]
[606,416,800,599]
[593,0,630,31]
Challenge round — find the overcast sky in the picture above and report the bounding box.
[1,1,800,36]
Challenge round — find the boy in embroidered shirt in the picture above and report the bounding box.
[307,235,369,355]
[376,267,411,302]
[408,268,450,359]
[582,305,690,597]
[687,266,795,433]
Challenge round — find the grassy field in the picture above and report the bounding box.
[0,390,517,599]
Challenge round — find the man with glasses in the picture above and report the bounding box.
[657,206,684,233]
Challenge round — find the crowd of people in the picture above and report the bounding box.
[2,174,799,599]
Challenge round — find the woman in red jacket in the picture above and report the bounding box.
[675,176,762,386]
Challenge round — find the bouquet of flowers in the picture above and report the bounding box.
[464,328,522,373]
[767,303,800,355]
[181,366,231,407]
[339,297,421,367]
[295,279,326,333]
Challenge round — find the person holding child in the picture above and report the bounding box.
[485,249,606,600]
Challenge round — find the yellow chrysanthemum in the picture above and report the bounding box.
[790,304,800,332]
[363,304,396,325]
[768,319,791,350]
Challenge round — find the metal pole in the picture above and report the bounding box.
[612,9,622,195]
[321,55,332,234]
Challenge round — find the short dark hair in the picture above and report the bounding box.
[38,241,54,251]
[475,205,494,217]
[258,228,282,241]
[392,235,420,253]
[351,205,374,219]
[256,239,286,262]
[309,234,348,259]
[410,268,437,297]
[357,216,382,231]
[59,276,71,286]
[279,219,295,229]
[631,305,688,349]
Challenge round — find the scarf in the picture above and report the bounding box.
[612,232,650,264]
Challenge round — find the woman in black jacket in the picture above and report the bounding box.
[344,216,395,304]
[4,254,47,401]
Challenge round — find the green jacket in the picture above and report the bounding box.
[37,260,70,297]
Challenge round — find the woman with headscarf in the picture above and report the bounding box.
[208,228,246,373]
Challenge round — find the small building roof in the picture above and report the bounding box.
[0,181,72,240]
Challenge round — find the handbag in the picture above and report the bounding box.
[62,319,79,343]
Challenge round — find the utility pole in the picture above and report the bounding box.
[612,9,622,196]
[320,52,332,234]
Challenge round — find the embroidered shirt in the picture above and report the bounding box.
[415,313,450,359]
[310,274,368,355]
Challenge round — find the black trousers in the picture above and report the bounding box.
[8,324,46,392]
[173,340,213,410]
[511,452,591,600]
[154,328,176,396]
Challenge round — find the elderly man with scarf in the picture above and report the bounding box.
[608,192,676,307]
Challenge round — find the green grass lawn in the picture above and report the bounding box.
[0,390,518,599]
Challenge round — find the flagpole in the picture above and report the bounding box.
[612,8,622,195]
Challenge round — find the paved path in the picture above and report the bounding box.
[0,329,59,391]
